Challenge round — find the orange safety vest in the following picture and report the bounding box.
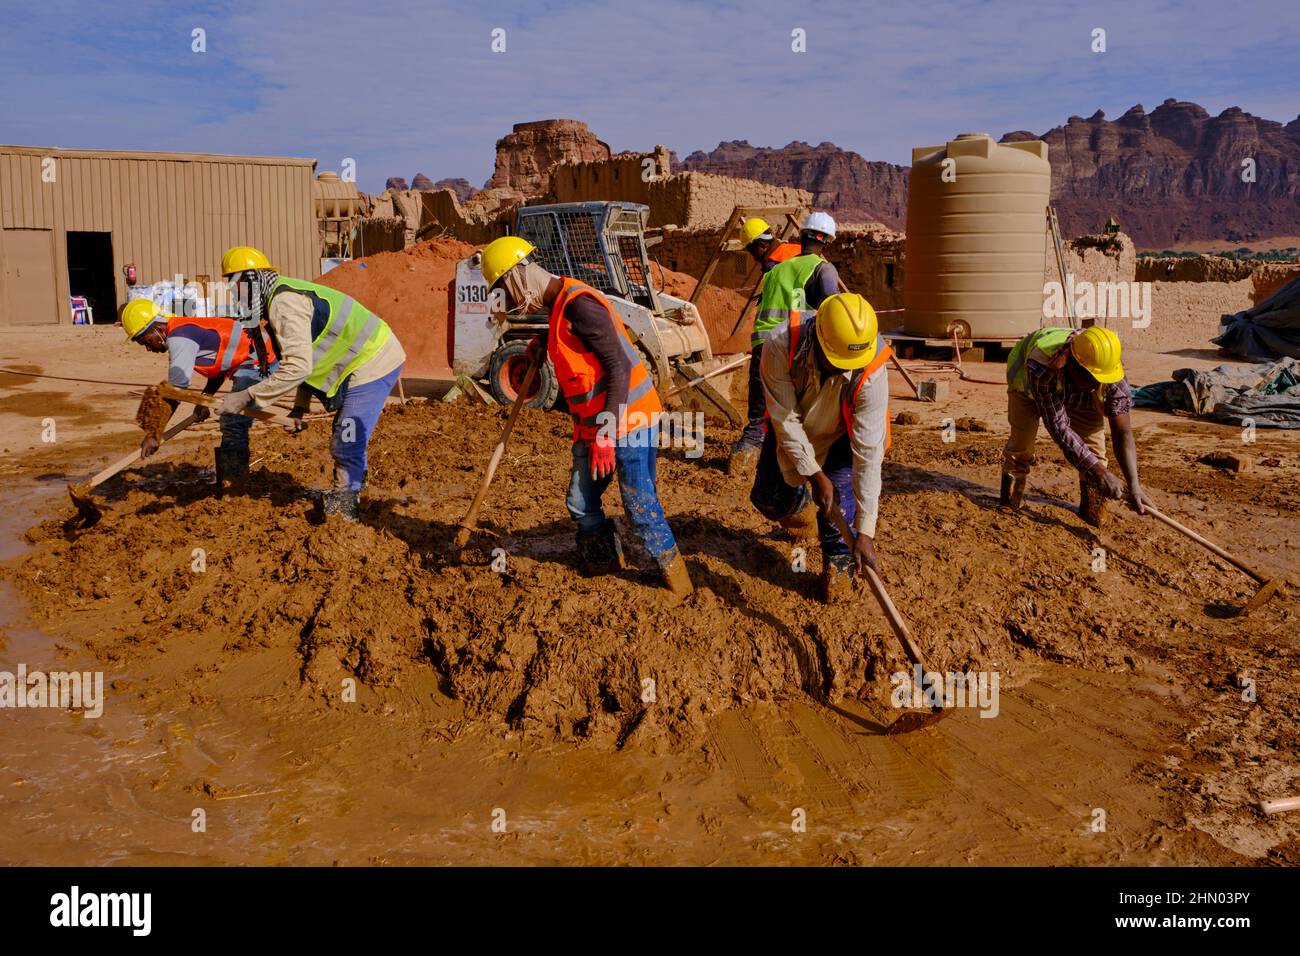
[547,278,662,442]
[165,314,275,379]
[765,241,800,270]
[786,316,893,451]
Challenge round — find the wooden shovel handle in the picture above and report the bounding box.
[86,413,199,488]
[156,383,296,427]
[825,499,927,666]
[1146,505,1267,584]
[454,358,540,547]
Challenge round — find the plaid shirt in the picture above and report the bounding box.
[1027,356,1134,472]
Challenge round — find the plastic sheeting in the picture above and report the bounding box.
[1134,358,1300,428]
[1214,273,1300,360]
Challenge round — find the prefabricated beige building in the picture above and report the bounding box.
[0,145,317,326]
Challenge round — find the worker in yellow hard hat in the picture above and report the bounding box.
[739,217,800,273]
[120,297,279,492]
[215,244,406,520]
[1002,325,1151,526]
[731,211,841,474]
[749,292,893,602]
[479,235,692,598]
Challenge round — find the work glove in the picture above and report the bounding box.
[1126,483,1153,516]
[216,389,253,417]
[140,436,160,458]
[589,435,616,479]
[1087,461,1126,501]
[852,533,881,577]
[524,337,544,369]
[193,405,211,423]
[284,416,308,435]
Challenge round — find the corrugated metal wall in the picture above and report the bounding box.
[0,147,316,325]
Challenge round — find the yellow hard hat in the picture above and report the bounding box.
[121,298,164,340]
[740,217,772,247]
[480,236,536,289]
[1070,326,1124,384]
[221,246,272,276]
[815,293,879,370]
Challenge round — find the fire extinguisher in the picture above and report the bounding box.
[123,262,137,287]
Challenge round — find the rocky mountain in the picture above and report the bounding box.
[679,140,908,228]
[428,177,477,202]
[384,176,409,192]
[1003,99,1300,247]
[485,119,611,196]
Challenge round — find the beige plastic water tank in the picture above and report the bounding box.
[903,134,1050,339]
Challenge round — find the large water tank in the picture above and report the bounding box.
[903,134,1050,339]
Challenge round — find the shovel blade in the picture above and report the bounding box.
[1239,578,1283,617]
[884,706,952,736]
[66,483,105,529]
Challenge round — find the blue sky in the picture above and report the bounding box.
[2,0,1297,192]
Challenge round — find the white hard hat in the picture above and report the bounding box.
[801,211,837,239]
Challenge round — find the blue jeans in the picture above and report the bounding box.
[566,426,678,561]
[750,428,855,559]
[331,364,404,490]
[220,361,278,454]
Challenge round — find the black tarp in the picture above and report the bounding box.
[1214,273,1300,360]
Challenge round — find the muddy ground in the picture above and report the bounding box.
[0,332,1297,865]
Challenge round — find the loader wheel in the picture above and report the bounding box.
[488,340,559,410]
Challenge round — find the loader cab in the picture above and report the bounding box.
[514,201,661,313]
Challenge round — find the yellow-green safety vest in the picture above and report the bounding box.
[753,254,824,347]
[268,277,392,398]
[1006,326,1074,398]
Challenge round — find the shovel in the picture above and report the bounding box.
[453,356,540,549]
[67,413,200,527]
[1145,505,1283,616]
[826,501,951,735]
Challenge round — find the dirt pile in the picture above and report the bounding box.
[12,399,1295,758]
[656,267,751,355]
[314,239,477,380]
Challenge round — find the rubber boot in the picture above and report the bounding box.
[575,520,627,576]
[322,488,360,521]
[1079,475,1107,528]
[820,553,855,604]
[214,446,249,496]
[657,550,694,598]
[727,442,759,477]
[999,473,1026,509]
[777,500,820,541]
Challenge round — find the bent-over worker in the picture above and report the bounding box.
[1001,325,1151,526]
[479,235,693,597]
[214,246,405,520]
[120,297,278,492]
[750,292,891,602]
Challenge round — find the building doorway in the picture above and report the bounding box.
[66,231,116,324]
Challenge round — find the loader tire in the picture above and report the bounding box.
[488,340,559,410]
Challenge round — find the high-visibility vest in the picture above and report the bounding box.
[267,277,392,399]
[1007,326,1074,398]
[753,253,824,346]
[784,317,893,451]
[165,314,276,379]
[547,278,662,442]
[763,242,800,272]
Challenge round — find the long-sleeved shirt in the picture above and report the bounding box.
[761,320,889,536]
[1027,355,1134,472]
[565,294,630,416]
[165,325,254,388]
[246,289,405,406]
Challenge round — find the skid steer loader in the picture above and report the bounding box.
[452,201,742,425]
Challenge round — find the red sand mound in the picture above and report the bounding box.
[314,239,477,381]
[316,240,753,383]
